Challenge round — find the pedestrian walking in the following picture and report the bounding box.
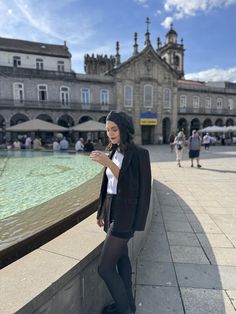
[169,133,175,152]
[174,131,185,167]
[203,132,211,150]
[188,130,202,168]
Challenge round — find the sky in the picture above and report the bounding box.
[1,0,236,82]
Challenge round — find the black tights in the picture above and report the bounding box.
[98,230,135,313]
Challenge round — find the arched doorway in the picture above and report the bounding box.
[226,119,234,126]
[9,113,29,142]
[57,115,75,143]
[58,114,74,128]
[141,125,155,144]
[190,118,201,133]
[98,116,107,144]
[162,117,171,144]
[78,115,93,124]
[215,119,223,126]
[36,114,53,122]
[74,116,93,143]
[177,118,188,135]
[203,118,212,128]
[10,113,29,126]
[99,116,106,123]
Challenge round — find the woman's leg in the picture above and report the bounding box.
[117,246,136,312]
[98,231,132,313]
[176,150,181,166]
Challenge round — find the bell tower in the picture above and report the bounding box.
[157,23,185,78]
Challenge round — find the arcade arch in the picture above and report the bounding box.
[190,118,201,133]
[36,114,53,122]
[203,118,212,128]
[58,114,74,128]
[78,115,93,124]
[226,118,234,126]
[10,113,29,126]
[177,118,188,134]
[215,118,223,126]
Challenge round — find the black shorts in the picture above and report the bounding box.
[102,194,134,239]
[189,150,200,159]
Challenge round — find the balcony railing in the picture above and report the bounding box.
[0,99,116,112]
[178,107,236,116]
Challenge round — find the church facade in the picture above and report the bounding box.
[0,20,235,144]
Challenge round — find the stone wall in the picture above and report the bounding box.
[0,184,154,314]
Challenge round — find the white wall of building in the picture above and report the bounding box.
[0,51,71,72]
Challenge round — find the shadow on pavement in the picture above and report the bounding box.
[134,179,236,314]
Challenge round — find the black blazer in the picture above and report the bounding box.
[97,143,151,233]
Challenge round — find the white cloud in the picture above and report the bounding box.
[134,0,149,8]
[161,16,173,28]
[185,67,236,82]
[162,0,236,21]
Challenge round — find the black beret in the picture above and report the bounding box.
[106,111,134,135]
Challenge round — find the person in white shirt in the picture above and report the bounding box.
[25,136,32,149]
[13,140,21,149]
[75,138,84,152]
[174,131,185,167]
[52,139,60,151]
[59,137,69,150]
[203,132,211,150]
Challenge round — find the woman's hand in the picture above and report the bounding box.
[90,150,110,167]
[97,218,104,227]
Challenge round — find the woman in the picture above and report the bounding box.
[90,111,151,314]
[174,131,185,167]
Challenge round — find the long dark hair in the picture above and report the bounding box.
[105,111,134,154]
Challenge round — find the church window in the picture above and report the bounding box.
[144,84,153,107]
[124,85,133,107]
[100,89,109,105]
[81,88,90,104]
[163,88,171,108]
[193,96,200,108]
[38,84,48,102]
[180,95,187,108]
[174,55,180,67]
[60,86,70,106]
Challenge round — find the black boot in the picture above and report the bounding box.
[102,306,132,314]
[126,289,136,313]
[102,303,117,313]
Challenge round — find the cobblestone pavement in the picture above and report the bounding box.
[134,145,236,314]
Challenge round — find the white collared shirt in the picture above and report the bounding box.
[106,150,124,194]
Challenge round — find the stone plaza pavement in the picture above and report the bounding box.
[134,145,236,314]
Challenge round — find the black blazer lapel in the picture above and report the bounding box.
[119,146,134,178]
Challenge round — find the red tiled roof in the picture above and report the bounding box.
[178,79,205,86]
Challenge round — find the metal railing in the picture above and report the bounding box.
[0,98,116,112]
[178,107,236,116]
